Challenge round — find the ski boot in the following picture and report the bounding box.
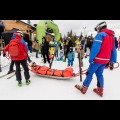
[26,80,31,86]
[7,70,15,74]
[110,67,113,70]
[109,63,113,70]
[75,85,88,94]
[93,87,103,97]
[18,81,22,87]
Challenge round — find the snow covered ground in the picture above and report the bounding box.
[0,50,120,100]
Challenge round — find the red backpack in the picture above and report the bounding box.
[8,39,20,58]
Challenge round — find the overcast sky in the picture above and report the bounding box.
[23,20,120,37]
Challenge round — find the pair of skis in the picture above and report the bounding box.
[0,69,23,79]
[0,71,15,79]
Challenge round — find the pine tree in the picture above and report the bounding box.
[67,30,73,38]
[73,34,77,46]
[64,35,66,40]
[60,33,63,42]
[69,30,73,38]
[91,34,93,39]
[79,32,83,41]
[27,20,31,25]
[67,32,70,37]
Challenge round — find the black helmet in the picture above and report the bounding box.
[69,47,73,52]
[95,21,107,31]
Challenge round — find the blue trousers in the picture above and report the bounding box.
[83,62,106,88]
[68,59,73,66]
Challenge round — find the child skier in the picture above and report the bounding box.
[67,47,75,67]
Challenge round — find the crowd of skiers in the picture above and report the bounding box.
[0,21,120,97]
[39,36,75,67]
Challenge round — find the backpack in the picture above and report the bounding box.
[8,39,20,58]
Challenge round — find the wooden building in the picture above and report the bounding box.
[3,20,36,40]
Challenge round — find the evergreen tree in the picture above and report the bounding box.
[91,34,93,39]
[67,30,73,38]
[27,20,31,25]
[67,32,70,37]
[69,30,73,38]
[64,35,66,40]
[73,34,77,46]
[79,32,83,41]
[60,33,63,42]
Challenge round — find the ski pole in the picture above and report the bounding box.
[78,50,82,82]
[0,51,1,72]
[0,37,2,72]
[49,45,57,69]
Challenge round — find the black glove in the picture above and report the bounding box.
[86,71,88,75]
[3,53,6,57]
[73,58,74,61]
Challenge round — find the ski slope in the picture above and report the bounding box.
[0,51,120,100]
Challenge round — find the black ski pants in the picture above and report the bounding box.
[14,59,30,82]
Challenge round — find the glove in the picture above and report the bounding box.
[86,71,88,75]
[3,53,6,57]
[89,59,94,64]
[72,58,74,61]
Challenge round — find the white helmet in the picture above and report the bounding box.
[17,31,24,37]
[95,21,107,31]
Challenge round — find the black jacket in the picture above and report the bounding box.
[69,40,73,47]
[42,40,49,54]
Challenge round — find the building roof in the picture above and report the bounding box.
[18,20,36,30]
[2,28,19,34]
